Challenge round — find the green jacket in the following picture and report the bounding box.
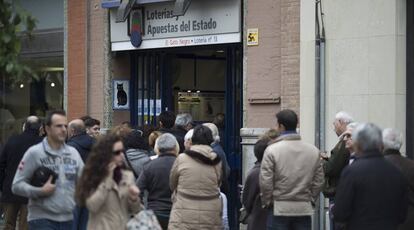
[322,139,350,197]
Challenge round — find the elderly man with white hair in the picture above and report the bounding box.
[323,111,354,197]
[172,113,193,153]
[333,123,408,230]
[382,128,414,230]
[323,111,354,230]
[137,133,178,230]
[341,122,359,165]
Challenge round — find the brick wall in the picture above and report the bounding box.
[87,0,106,123]
[245,0,300,128]
[280,0,300,114]
[112,53,131,126]
[67,0,87,120]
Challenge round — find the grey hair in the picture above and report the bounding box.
[175,113,193,127]
[346,122,359,130]
[184,129,194,142]
[382,128,403,151]
[352,123,383,152]
[203,123,220,142]
[154,133,179,155]
[335,111,354,124]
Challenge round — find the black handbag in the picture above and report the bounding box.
[30,166,58,187]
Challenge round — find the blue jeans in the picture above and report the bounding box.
[329,198,335,230]
[72,205,88,230]
[29,219,73,230]
[266,211,311,230]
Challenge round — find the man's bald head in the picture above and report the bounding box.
[68,119,85,138]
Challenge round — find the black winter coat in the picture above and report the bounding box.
[322,139,350,197]
[0,131,42,204]
[137,152,176,213]
[333,151,408,230]
[384,149,414,230]
[211,142,230,195]
[67,132,95,162]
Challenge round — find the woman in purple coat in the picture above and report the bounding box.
[242,136,272,230]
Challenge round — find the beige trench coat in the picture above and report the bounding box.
[169,145,223,230]
[86,170,142,230]
[260,133,324,216]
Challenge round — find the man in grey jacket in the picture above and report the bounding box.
[12,110,84,230]
[260,109,324,230]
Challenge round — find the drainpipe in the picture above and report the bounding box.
[315,0,326,229]
[319,35,326,230]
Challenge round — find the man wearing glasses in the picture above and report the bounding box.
[12,110,84,230]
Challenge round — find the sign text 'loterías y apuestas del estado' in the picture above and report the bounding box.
[110,0,241,49]
[145,8,218,37]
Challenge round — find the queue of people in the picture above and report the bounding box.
[0,108,413,230]
[241,110,413,230]
[0,110,230,230]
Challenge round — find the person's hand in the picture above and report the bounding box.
[107,162,117,177]
[41,176,56,196]
[320,151,329,159]
[128,185,140,201]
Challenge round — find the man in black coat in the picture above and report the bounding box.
[0,116,42,230]
[137,133,178,230]
[333,123,408,230]
[67,119,95,162]
[382,128,414,230]
[67,118,95,230]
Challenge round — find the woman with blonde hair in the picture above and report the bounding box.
[148,131,162,159]
[75,134,142,230]
[137,133,179,229]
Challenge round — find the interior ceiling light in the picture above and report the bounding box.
[19,84,24,89]
[41,67,64,72]
[216,50,224,53]
[51,82,56,87]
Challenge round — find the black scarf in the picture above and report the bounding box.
[184,149,221,166]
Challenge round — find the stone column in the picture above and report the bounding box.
[240,128,269,182]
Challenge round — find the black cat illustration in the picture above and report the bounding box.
[117,83,127,106]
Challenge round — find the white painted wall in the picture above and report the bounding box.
[300,0,406,154]
[300,0,316,145]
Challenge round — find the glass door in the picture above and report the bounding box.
[131,52,166,127]
[130,45,243,229]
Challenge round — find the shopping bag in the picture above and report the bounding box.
[127,209,162,230]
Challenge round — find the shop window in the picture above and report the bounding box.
[0,57,63,145]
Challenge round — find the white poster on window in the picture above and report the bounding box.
[138,99,162,116]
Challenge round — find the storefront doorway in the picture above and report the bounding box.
[130,44,243,228]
